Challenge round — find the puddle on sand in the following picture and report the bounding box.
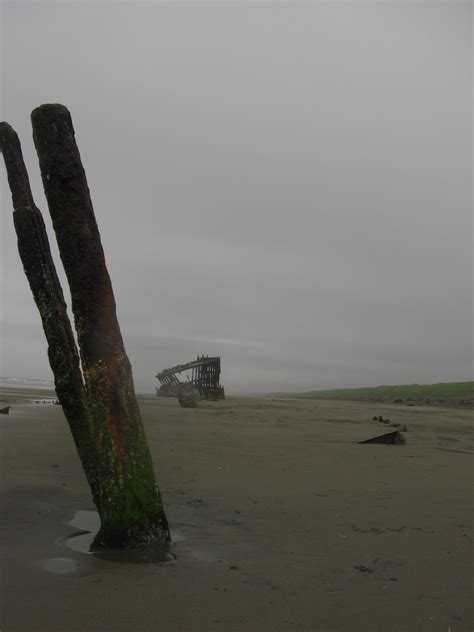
[189,549,221,563]
[64,511,218,565]
[41,557,81,575]
[65,511,100,555]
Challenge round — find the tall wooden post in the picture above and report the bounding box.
[0,123,100,505]
[1,105,170,547]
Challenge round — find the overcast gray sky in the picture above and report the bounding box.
[0,1,472,394]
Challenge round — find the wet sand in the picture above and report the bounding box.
[1,389,472,631]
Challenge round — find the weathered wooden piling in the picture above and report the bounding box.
[0,122,99,503]
[0,106,170,547]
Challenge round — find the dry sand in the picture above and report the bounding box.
[0,388,472,632]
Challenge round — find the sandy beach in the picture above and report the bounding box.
[0,388,472,631]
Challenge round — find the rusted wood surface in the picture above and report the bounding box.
[30,104,169,546]
[31,105,124,372]
[1,107,169,547]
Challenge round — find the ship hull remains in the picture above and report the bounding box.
[156,355,225,400]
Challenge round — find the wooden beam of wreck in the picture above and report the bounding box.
[159,357,222,377]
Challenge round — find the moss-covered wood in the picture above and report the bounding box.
[0,109,170,547]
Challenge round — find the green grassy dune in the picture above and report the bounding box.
[277,381,473,402]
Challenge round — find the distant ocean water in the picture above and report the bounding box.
[0,376,55,390]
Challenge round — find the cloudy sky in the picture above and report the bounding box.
[0,1,472,394]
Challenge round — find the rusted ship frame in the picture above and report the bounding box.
[156,355,225,400]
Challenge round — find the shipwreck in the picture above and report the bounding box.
[156,355,225,400]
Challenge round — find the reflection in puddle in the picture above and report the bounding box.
[64,510,219,565]
[66,510,99,554]
[70,510,100,533]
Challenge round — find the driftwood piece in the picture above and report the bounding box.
[359,431,406,445]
